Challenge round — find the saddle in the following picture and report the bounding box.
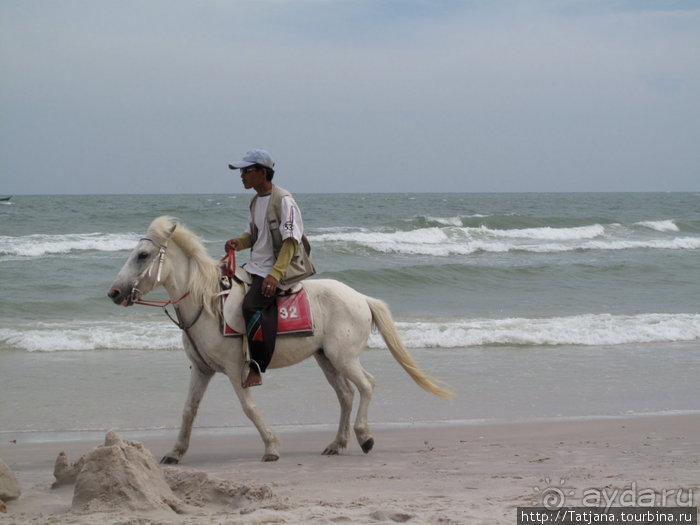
[220,267,313,338]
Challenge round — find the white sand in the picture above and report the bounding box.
[1,414,698,524]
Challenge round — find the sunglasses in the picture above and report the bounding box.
[240,166,261,175]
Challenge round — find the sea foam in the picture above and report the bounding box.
[0,321,182,352]
[368,313,700,349]
[309,222,700,256]
[635,220,679,232]
[3,313,699,353]
[0,233,138,258]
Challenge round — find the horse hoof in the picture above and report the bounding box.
[261,454,279,462]
[160,456,179,465]
[322,446,340,456]
[361,438,374,454]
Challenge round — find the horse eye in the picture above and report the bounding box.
[137,251,150,261]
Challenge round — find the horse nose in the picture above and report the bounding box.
[108,287,122,302]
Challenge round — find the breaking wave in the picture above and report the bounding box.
[310,220,700,256]
[0,232,138,259]
[368,313,700,349]
[3,313,699,353]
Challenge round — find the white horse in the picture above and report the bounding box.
[108,216,453,463]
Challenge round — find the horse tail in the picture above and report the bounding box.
[366,297,454,399]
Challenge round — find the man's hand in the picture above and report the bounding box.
[262,275,279,297]
[224,238,239,252]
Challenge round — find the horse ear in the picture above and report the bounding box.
[167,224,177,238]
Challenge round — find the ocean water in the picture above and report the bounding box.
[1,193,699,441]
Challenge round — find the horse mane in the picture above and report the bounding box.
[147,216,221,316]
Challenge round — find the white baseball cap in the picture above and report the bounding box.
[228,149,275,170]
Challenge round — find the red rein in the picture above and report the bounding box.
[221,249,236,280]
[135,291,190,308]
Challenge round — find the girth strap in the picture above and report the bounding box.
[163,303,215,377]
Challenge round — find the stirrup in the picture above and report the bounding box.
[241,359,262,388]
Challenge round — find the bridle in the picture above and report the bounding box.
[131,234,194,309]
[128,234,235,376]
[131,237,180,306]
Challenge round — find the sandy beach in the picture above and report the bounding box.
[1,414,697,524]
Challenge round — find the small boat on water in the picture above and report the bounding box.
[0,196,12,201]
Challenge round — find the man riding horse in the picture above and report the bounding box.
[224,149,315,388]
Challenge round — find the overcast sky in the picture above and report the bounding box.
[1,0,698,194]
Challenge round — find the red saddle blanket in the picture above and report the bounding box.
[222,288,313,337]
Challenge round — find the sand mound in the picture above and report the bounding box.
[54,431,275,518]
[0,456,21,512]
[71,430,183,515]
[163,468,275,509]
[52,451,86,488]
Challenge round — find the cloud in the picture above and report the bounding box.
[1,0,698,194]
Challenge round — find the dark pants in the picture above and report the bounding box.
[242,275,278,373]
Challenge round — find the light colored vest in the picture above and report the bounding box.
[248,184,316,287]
